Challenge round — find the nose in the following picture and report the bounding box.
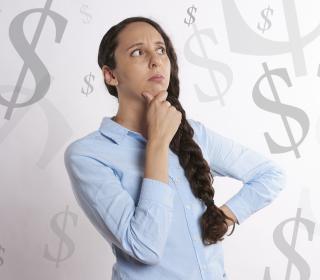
[149,52,162,68]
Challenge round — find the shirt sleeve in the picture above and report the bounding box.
[189,119,287,225]
[64,145,176,265]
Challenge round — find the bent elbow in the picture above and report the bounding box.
[125,230,164,265]
[261,163,287,203]
[271,164,287,192]
[131,245,162,265]
[140,253,161,265]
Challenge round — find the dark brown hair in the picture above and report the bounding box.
[97,16,236,245]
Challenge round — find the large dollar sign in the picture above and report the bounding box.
[263,208,315,279]
[252,62,309,158]
[81,72,95,96]
[184,21,233,106]
[257,6,273,33]
[43,205,78,268]
[184,5,197,27]
[0,0,67,120]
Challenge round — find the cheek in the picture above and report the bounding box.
[164,58,171,71]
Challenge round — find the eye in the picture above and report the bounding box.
[131,49,143,57]
[130,47,166,57]
[158,46,166,54]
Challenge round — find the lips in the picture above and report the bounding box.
[148,73,164,80]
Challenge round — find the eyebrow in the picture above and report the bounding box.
[126,41,165,51]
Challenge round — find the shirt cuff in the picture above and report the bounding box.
[224,191,252,225]
[138,177,176,209]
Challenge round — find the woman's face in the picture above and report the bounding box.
[104,21,171,101]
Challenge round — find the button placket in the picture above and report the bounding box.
[193,235,200,243]
[169,175,180,185]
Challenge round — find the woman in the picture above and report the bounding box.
[64,16,286,280]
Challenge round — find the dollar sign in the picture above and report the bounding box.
[0,0,67,120]
[221,0,320,77]
[0,85,73,168]
[0,245,4,266]
[184,5,197,27]
[257,6,273,33]
[298,187,320,236]
[263,208,315,279]
[81,72,95,96]
[43,205,78,268]
[80,4,92,24]
[184,22,233,106]
[252,62,309,158]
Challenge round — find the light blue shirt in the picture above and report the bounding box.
[64,116,286,280]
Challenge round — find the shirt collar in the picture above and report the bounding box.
[99,116,147,145]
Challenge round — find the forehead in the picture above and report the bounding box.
[117,22,164,49]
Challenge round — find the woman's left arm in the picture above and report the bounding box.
[188,118,287,226]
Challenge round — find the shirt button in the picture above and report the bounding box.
[185,204,191,209]
[202,264,207,270]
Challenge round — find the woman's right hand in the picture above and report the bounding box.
[142,90,182,145]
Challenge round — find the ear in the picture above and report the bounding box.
[102,65,118,86]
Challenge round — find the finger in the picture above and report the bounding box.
[164,100,171,107]
[141,92,153,105]
[155,90,168,102]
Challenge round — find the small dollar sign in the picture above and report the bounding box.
[252,62,309,158]
[43,205,78,268]
[80,4,92,24]
[263,208,315,279]
[0,0,67,120]
[184,5,197,27]
[0,245,5,266]
[184,22,233,106]
[257,6,273,33]
[221,0,320,77]
[81,72,95,96]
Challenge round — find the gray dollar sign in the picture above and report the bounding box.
[43,205,78,268]
[0,85,73,169]
[0,0,67,120]
[184,22,233,106]
[81,72,95,96]
[252,62,309,158]
[80,4,92,24]
[221,0,320,77]
[184,5,197,27]
[0,245,4,266]
[257,6,273,33]
[263,208,315,279]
